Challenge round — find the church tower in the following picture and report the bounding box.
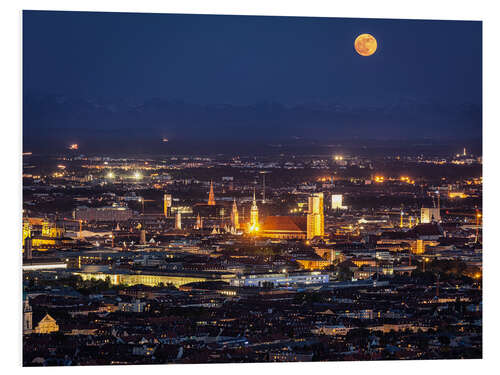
[231,198,239,231]
[23,295,32,334]
[208,181,216,206]
[249,189,259,232]
[307,192,324,239]
[195,213,202,230]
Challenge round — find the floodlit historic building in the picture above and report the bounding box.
[259,216,307,239]
[248,189,259,233]
[307,193,325,239]
[34,314,59,334]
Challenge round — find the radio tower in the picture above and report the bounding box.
[260,171,270,204]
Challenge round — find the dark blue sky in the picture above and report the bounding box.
[23,11,482,149]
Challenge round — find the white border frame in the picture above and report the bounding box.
[2,0,497,374]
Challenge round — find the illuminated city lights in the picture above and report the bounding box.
[22,148,483,364]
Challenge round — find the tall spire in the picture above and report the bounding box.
[231,198,239,230]
[208,181,216,206]
[249,188,259,232]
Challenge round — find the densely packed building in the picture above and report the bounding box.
[22,147,482,365]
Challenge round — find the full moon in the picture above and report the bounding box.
[354,33,377,56]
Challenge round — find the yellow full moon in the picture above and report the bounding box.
[354,33,377,56]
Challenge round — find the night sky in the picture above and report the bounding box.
[23,11,482,153]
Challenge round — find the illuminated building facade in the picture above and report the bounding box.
[42,221,63,237]
[22,218,69,251]
[208,181,216,205]
[351,258,377,267]
[331,194,347,210]
[231,199,239,230]
[259,216,307,239]
[410,239,439,254]
[448,191,468,199]
[23,218,64,239]
[249,189,259,232]
[296,258,331,270]
[230,272,329,287]
[421,207,441,224]
[34,314,59,334]
[175,211,182,230]
[307,192,324,239]
[195,213,203,229]
[23,221,30,243]
[75,271,230,288]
